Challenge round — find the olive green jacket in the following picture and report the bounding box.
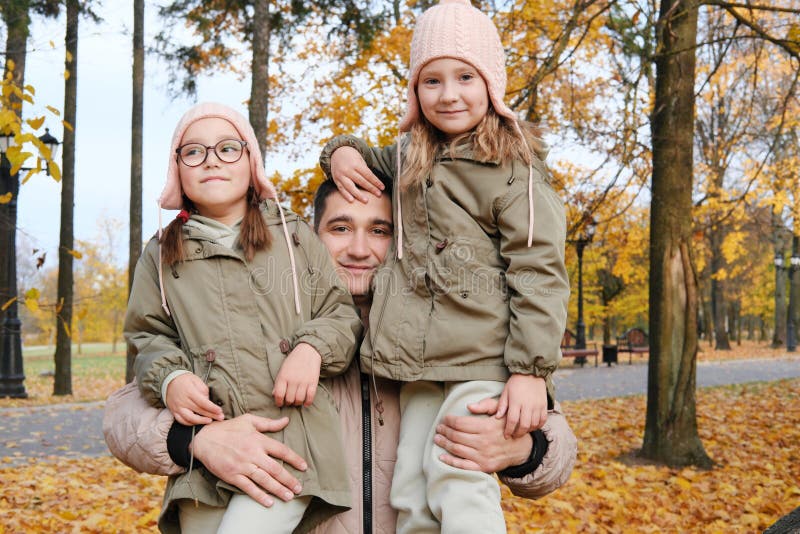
[320,136,569,399]
[126,200,362,533]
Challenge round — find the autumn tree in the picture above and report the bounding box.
[154,0,385,158]
[126,0,144,382]
[52,0,80,395]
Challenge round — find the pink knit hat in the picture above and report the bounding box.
[156,102,302,316]
[393,0,535,259]
[158,102,277,209]
[398,0,516,132]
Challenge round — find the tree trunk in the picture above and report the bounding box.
[0,1,30,339]
[53,0,79,395]
[642,0,711,468]
[249,0,270,159]
[126,0,144,383]
[710,227,730,349]
[730,300,740,345]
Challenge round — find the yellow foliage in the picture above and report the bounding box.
[1,297,17,311]
[0,192,12,204]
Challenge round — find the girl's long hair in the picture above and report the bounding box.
[399,106,547,190]
[160,187,271,266]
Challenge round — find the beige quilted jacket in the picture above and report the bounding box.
[105,370,577,533]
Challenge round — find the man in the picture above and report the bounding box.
[104,175,576,533]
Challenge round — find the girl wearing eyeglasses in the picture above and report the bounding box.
[124,102,361,533]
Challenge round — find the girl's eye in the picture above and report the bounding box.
[460,73,475,82]
[182,145,205,157]
[332,226,351,233]
[372,227,391,236]
[218,141,241,153]
[422,78,440,86]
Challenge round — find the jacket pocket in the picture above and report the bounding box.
[187,344,247,418]
[439,237,506,301]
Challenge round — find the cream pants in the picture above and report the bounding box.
[390,380,507,534]
[178,494,312,534]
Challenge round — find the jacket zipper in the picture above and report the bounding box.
[361,372,373,534]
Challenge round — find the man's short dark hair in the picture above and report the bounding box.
[313,168,393,232]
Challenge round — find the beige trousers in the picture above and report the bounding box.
[178,494,312,534]
[390,380,507,534]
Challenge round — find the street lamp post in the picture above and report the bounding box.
[574,215,597,360]
[0,128,60,398]
[788,240,800,353]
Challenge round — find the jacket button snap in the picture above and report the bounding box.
[460,291,468,299]
[426,177,433,187]
[279,339,291,354]
[205,349,216,362]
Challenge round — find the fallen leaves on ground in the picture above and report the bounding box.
[0,456,164,533]
[1,378,797,532]
[502,378,800,532]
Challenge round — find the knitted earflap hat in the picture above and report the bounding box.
[156,102,301,316]
[398,0,516,132]
[393,0,536,259]
[159,102,277,209]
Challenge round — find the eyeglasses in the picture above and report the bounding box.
[175,139,247,167]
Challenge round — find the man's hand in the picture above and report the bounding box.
[434,397,533,472]
[496,374,548,438]
[190,414,308,507]
[165,373,224,425]
[330,146,384,203]
[273,343,322,407]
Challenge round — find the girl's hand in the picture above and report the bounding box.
[273,343,322,407]
[166,373,225,426]
[496,374,548,438]
[330,146,384,203]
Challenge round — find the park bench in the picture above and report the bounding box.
[616,327,649,364]
[561,329,599,367]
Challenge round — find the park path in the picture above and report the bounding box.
[2,355,799,466]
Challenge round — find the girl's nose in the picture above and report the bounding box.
[204,148,223,167]
[439,82,458,103]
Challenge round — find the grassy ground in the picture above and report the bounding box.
[0,343,127,408]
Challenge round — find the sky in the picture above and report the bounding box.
[15,1,316,267]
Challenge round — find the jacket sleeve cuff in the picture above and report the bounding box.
[167,422,205,469]
[497,429,549,478]
[319,135,368,178]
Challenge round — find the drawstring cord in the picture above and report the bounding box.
[395,135,404,260]
[157,203,171,316]
[276,201,302,315]
[511,121,535,247]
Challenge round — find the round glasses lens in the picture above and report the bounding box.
[179,144,207,167]
[215,140,244,163]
